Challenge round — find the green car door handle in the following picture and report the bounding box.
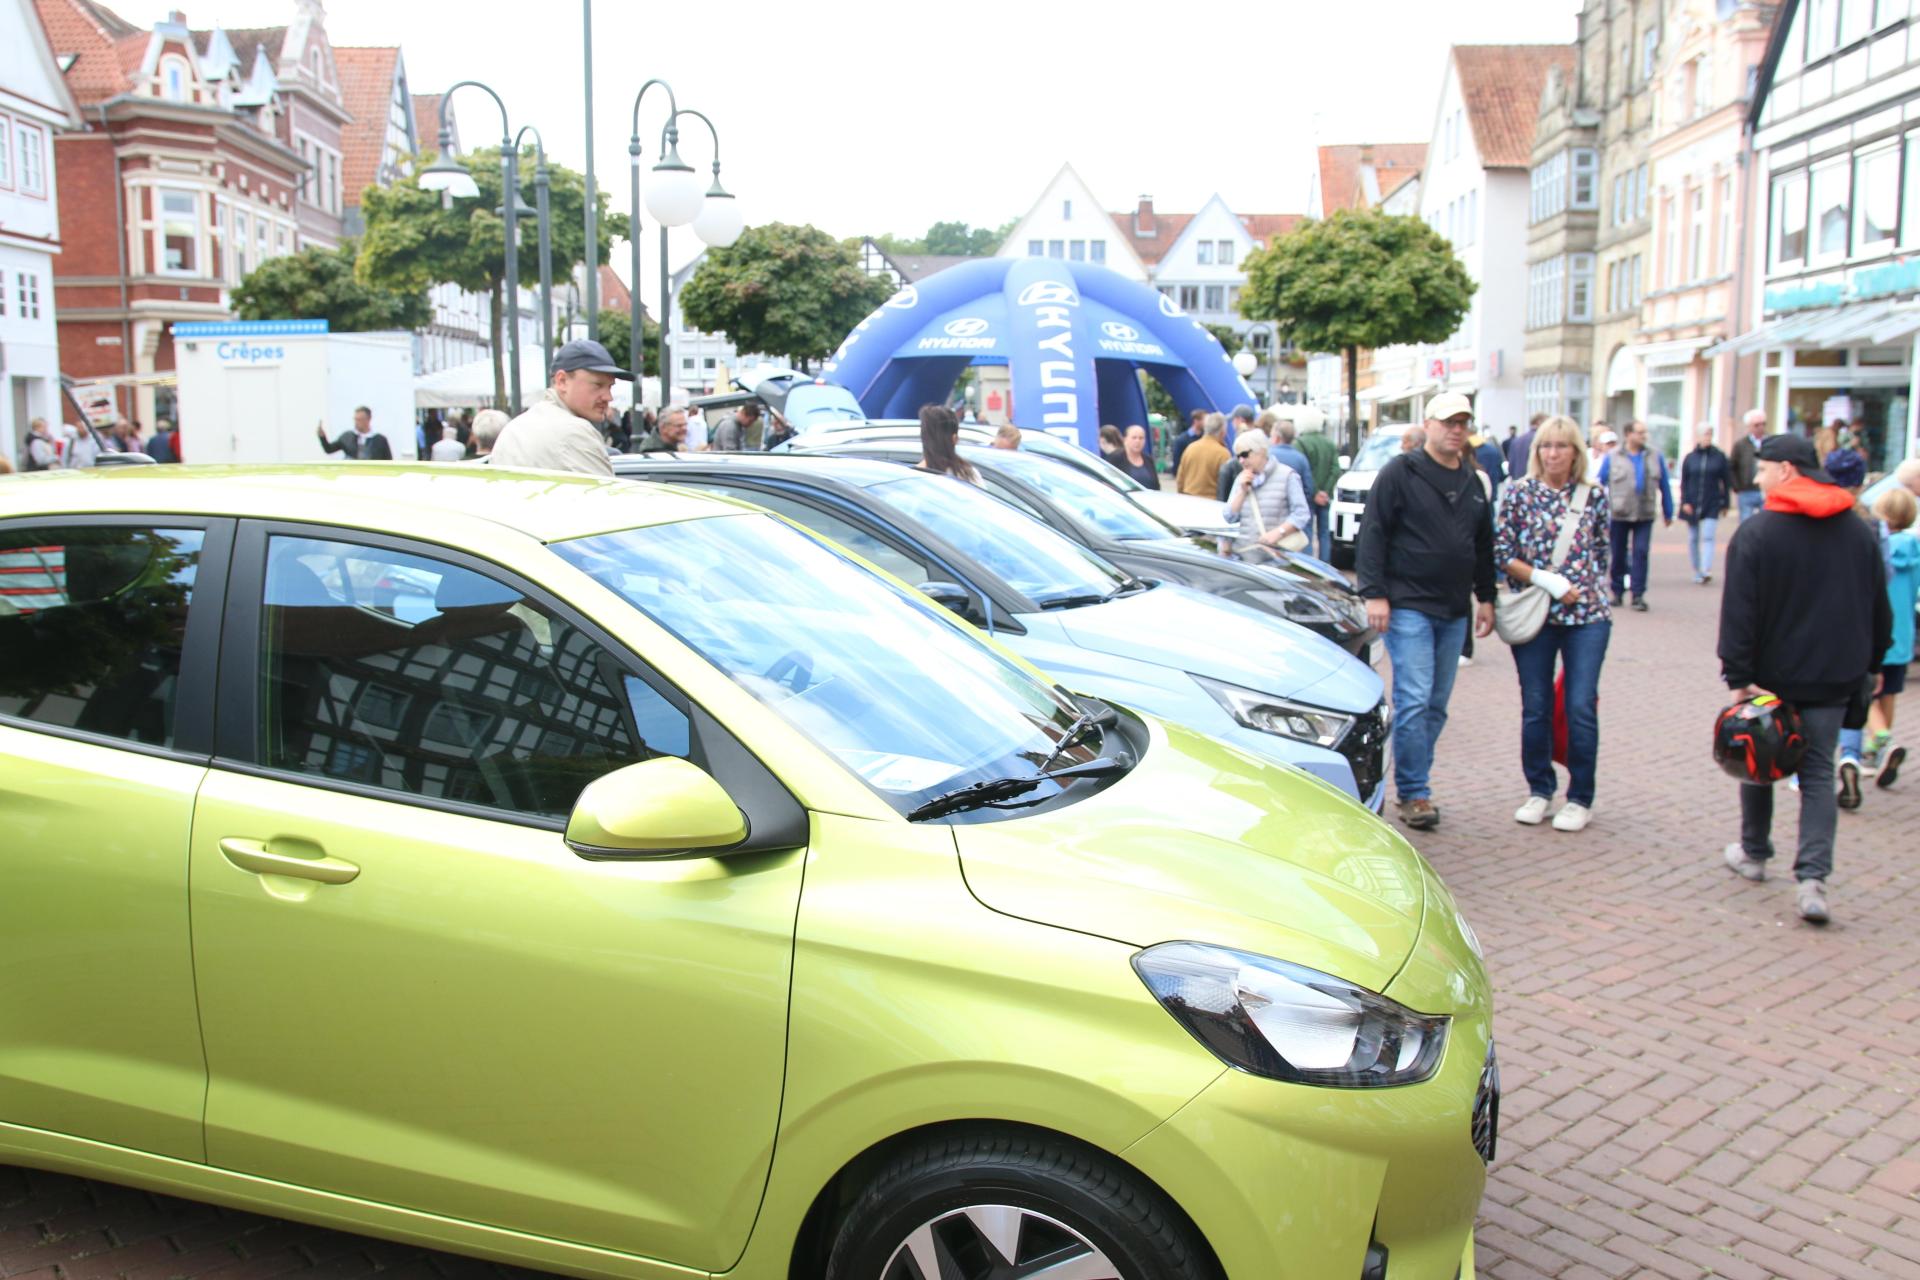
[218,838,361,885]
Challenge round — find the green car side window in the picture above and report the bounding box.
[0,525,203,748]
[257,534,688,819]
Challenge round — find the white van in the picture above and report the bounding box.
[1329,423,1412,568]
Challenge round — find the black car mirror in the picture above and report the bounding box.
[917,580,980,622]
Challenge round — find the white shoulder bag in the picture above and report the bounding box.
[1494,483,1590,646]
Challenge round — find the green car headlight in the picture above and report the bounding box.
[1192,674,1354,748]
[1134,942,1449,1088]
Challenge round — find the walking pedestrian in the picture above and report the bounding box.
[18,418,58,471]
[1114,424,1160,489]
[1839,483,1917,804]
[1730,409,1767,521]
[428,425,467,462]
[1356,391,1497,831]
[1596,421,1672,610]
[1494,416,1612,832]
[1471,426,1508,504]
[1176,413,1229,497]
[489,339,630,476]
[1222,432,1309,559]
[317,407,392,461]
[1258,413,1316,507]
[55,419,103,469]
[1295,413,1342,561]
[1680,423,1731,584]
[1170,407,1207,474]
[1719,434,1893,924]
[1506,412,1542,483]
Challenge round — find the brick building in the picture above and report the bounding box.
[31,0,345,426]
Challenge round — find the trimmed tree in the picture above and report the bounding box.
[1240,208,1475,452]
[358,147,627,404]
[680,223,894,367]
[231,241,430,331]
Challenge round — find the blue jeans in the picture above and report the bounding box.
[1385,607,1469,802]
[1686,517,1718,578]
[1736,489,1763,521]
[1312,501,1332,560]
[1609,519,1653,599]
[1510,620,1611,807]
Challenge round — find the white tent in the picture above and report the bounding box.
[413,352,659,411]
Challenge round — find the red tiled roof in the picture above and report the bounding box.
[1314,143,1427,215]
[34,0,144,103]
[1240,213,1302,246]
[334,45,400,209]
[598,264,631,313]
[1453,44,1573,169]
[1108,209,1191,266]
[221,25,286,71]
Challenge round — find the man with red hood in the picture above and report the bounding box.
[1719,434,1892,925]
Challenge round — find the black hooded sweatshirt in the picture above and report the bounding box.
[1355,449,1496,618]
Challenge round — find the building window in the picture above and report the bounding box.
[257,216,269,264]
[1061,199,1072,220]
[1069,240,1086,261]
[1841,0,1874,45]
[1635,164,1649,220]
[1570,148,1598,209]
[1196,241,1214,265]
[13,120,44,196]
[1089,241,1106,264]
[1565,372,1591,425]
[1203,285,1225,312]
[161,55,191,102]
[17,271,41,319]
[681,357,694,371]
[159,190,199,274]
[1569,253,1594,321]
[1641,28,1660,80]
[1028,239,1043,256]
[1810,156,1850,262]
[1853,143,1900,257]
[1689,187,1707,280]
[1663,195,1678,287]
[0,114,11,189]
[1630,254,1643,306]
[1228,285,1241,310]
[1179,285,1200,311]
[1771,170,1808,268]
[1532,151,1566,223]
[1528,257,1565,329]
[1217,240,1235,265]
[1048,240,1064,258]
[1718,175,1735,274]
[1904,133,1920,249]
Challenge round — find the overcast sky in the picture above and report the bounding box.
[112,0,1582,297]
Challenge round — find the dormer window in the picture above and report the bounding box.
[162,55,191,103]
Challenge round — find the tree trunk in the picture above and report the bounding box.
[489,279,507,409]
[1345,346,1361,456]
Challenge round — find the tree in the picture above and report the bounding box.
[680,223,894,366]
[875,218,1013,257]
[358,147,629,404]
[1240,207,1475,451]
[593,308,660,378]
[231,241,430,331]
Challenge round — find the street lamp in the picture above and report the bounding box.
[424,81,524,412]
[511,124,555,378]
[628,79,687,400]
[1238,320,1279,406]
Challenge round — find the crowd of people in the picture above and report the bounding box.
[3,415,179,473]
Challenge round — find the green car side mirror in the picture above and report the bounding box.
[565,757,748,859]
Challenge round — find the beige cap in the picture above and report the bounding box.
[1425,391,1474,422]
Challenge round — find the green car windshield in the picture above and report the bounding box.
[555,513,1081,813]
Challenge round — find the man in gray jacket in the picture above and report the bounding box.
[489,340,631,475]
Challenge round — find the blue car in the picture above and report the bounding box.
[612,454,1389,809]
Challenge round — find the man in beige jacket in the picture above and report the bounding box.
[489,340,631,475]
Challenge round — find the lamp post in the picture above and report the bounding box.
[511,125,554,377]
[420,81,522,411]
[663,109,742,397]
[1235,320,1279,406]
[581,0,597,335]
[628,79,696,403]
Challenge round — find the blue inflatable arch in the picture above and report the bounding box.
[821,258,1259,453]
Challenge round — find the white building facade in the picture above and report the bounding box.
[996,164,1145,280]
[1,0,80,461]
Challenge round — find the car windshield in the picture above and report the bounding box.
[1351,430,1406,472]
[863,471,1131,606]
[780,382,867,426]
[1017,431,1144,492]
[970,447,1177,541]
[554,513,1083,815]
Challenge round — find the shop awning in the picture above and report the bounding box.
[1355,380,1436,404]
[1702,303,1920,359]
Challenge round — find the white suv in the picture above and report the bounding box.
[1329,423,1412,569]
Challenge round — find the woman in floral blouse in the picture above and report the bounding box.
[1494,415,1613,832]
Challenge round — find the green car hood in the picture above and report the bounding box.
[955,718,1428,994]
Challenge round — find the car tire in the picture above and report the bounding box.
[1330,542,1356,570]
[824,1129,1213,1280]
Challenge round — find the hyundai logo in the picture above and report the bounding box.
[1158,293,1184,318]
[943,317,990,337]
[1016,281,1079,308]
[884,285,920,310]
[1100,321,1140,341]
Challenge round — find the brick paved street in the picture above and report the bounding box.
[2,524,1917,1280]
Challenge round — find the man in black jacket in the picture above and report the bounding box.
[316,406,393,460]
[1356,392,1497,831]
[1719,434,1892,924]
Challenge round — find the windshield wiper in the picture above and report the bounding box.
[907,756,1128,822]
[1037,592,1110,610]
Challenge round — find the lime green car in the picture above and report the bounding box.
[0,466,1493,1280]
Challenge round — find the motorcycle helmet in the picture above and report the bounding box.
[1713,695,1807,784]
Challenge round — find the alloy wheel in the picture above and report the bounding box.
[882,1204,1122,1280]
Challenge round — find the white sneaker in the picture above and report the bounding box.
[1514,796,1550,825]
[1552,802,1593,832]
[1457,654,1474,668]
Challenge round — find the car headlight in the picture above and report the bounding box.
[1134,942,1449,1087]
[1192,674,1354,748]
[1243,586,1339,627]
